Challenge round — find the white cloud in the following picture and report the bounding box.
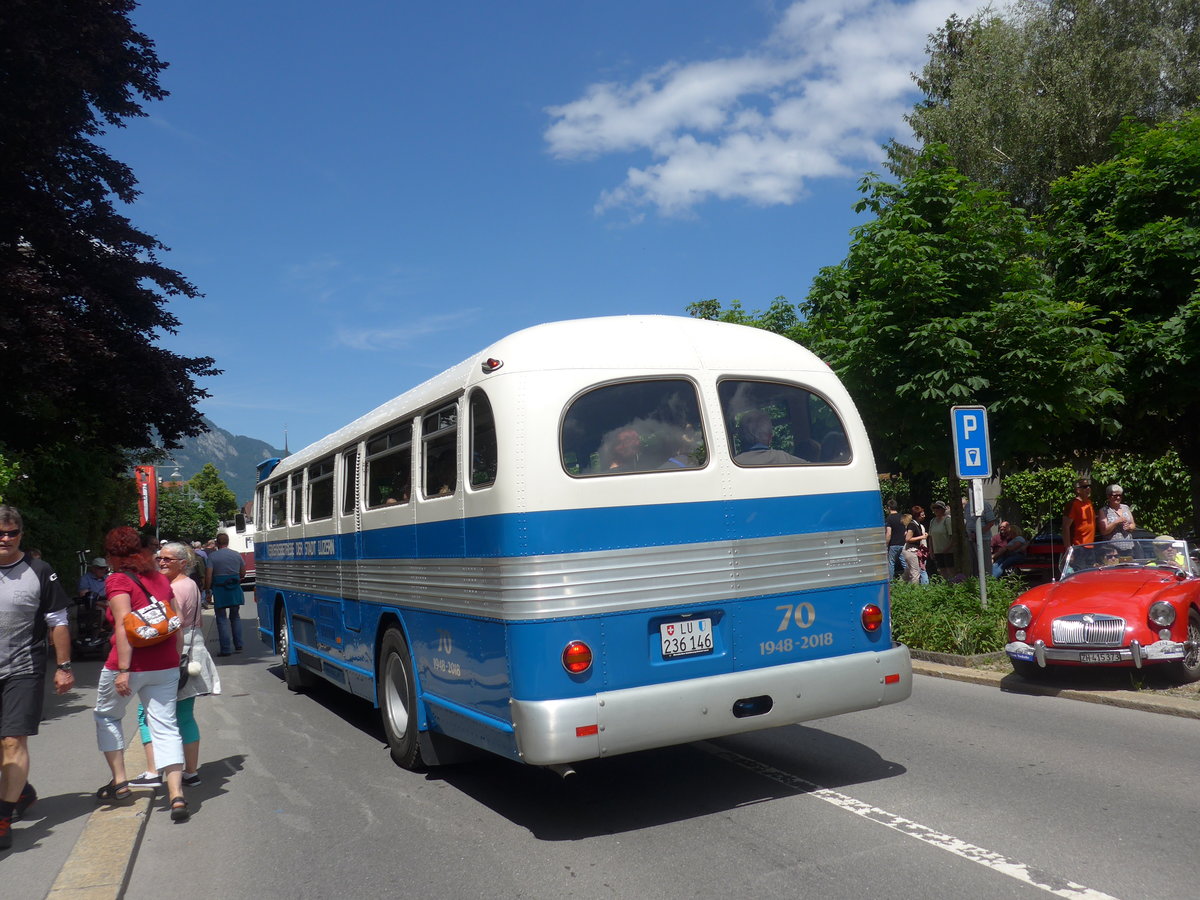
[335,310,478,352]
[545,0,976,215]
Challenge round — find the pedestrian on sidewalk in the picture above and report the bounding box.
[207,533,245,656]
[0,505,75,851]
[128,542,221,790]
[93,527,190,822]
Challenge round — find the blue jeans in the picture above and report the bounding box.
[887,544,906,579]
[993,555,1026,578]
[215,605,242,653]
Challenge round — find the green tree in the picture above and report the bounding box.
[1046,111,1200,533]
[189,463,239,521]
[893,1,1200,213]
[799,151,1117,481]
[0,0,218,455]
[156,484,219,545]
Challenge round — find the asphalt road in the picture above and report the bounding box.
[10,621,1198,899]
[120,638,1196,900]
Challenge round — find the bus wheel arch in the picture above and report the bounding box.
[276,596,317,692]
[377,625,425,770]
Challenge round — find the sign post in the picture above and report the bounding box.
[951,406,993,608]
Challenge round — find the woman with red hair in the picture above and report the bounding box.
[93,527,189,821]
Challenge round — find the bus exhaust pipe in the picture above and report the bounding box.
[547,763,577,780]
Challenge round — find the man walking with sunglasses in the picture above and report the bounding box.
[0,505,74,851]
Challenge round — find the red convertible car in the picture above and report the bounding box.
[1006,537,1200,682]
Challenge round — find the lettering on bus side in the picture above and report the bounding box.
[431,629,462,678]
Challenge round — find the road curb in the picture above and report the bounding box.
[46,729,153,900]
[912,659,1200,720]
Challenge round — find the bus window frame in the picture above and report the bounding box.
[468,388,497,491]
[307,457,335,522]
[364,421,413,510]
[422,400,459,500]
[717,377,852,468]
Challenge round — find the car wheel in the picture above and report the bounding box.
[378,628,425,770]
[1010,658,1047,680]
[1168,608,1200,684]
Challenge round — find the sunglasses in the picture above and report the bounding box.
[0,529,21,538]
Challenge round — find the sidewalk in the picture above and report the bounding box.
[5,654,155,899]
[911,657,1200,720]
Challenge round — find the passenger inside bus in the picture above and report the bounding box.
[733,410,805,466]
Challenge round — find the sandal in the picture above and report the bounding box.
[95,780,132,803]
[169,796,190,822]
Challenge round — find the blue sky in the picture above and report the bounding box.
[107,0,980,452]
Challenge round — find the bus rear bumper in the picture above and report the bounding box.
[509,643,911,766]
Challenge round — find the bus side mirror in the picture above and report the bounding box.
[235,513,247,534]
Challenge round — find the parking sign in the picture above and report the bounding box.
[951,405,992,478]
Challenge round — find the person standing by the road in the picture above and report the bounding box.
[0,505,75,851]
[883,499,906,580]
[1061,479,1096,546]
[928,501,954,579]
[207,533,245,657]
[94,527,189,821]
[1097,484,1136,541]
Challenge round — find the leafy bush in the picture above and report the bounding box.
[889,576,1023,655]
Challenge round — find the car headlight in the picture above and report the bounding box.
[1148,601,1175,627]
[1008,604,1032,628]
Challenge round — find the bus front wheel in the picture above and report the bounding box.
[378,629,424,770]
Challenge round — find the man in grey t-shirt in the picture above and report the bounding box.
[0,505,74,850]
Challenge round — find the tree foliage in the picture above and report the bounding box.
[189,463,239,521]
[0,0,217,456]
[1046,110,1200,532]
[155,484,220,545]
[892,0,1200,212]
[797,149,1117,479]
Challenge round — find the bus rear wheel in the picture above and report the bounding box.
[278,605,316,692]
[378,629,424,770]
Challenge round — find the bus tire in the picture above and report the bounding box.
[378,628,424,770]
[278,605,316,692]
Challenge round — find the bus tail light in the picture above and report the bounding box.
[562,640,593,674]
[861,604,884,633]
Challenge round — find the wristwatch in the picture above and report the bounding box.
[57,661,72,672]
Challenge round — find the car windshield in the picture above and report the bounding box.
[1062,539,1195,577]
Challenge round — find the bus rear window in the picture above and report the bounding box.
[561,380,706,476]
[718,380,850,467]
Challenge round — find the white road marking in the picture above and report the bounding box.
[699,743,1119,900]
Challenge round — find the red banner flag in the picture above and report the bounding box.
[135,465,157,528]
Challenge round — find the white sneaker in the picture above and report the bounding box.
[128,770,162,788]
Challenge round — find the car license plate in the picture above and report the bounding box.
[660,618,713,658]
[1079,651,1122,664]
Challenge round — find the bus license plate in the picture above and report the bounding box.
[660,618,713,658]
[1080,651,1122,664]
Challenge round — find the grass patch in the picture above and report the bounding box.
[890,576,1023,656]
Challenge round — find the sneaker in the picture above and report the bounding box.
[14,783,37,821]
[128,770,162,788]
[0,815,11,851]
[182,771,201,787]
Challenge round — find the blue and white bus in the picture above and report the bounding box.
[254,316,910,770]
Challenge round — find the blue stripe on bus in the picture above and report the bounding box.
[264,490,881,561]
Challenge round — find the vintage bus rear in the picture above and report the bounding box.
[254,316,910,769]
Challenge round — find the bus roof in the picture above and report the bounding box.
[265,315,831,478]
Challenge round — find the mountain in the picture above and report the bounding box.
[165,417,286,506]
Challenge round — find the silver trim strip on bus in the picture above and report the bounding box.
[510,642,912,765]
[255,527,887,620]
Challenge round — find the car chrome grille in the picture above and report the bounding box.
[1051,614,1126,647]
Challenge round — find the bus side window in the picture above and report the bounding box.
[341,449,358,515]
[423,403,458,498]
[469,389,497,488]
[268,479,287,528]
[289,472,303,524]
[365,423,412,508]
[308,457,335,521]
